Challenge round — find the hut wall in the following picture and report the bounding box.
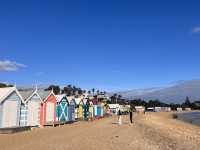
[89,105,94,118]
[93,105,98,116]
[40,103,44,126]
[46,103,54,122]
[97,106,101,116]
[75,108,78,119]
[93,105,103,118]
[0,92,21,128]
[0,105,2,127]
[78,104,83,119]
[56,103,60,121]
[68,100,76,121]
[100,106,104,117]
[83,104,89,120]
[40,94,56,126]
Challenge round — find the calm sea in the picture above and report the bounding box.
[177,112,200,126]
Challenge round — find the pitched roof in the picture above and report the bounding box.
[19,89,35,100]
[69,99,76,104]
[19,88,43,104]
[74,97,82,105]
[67,96,75,103]
[82,98,88,105]
[55,94,67,103]
[37,89,52,100]
[0,87,23,104]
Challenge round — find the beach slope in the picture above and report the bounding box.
[0,112,199,150]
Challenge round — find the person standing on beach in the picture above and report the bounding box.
[129,105,134,124]
[118,108,122,125]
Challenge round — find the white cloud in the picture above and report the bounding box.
[192,27,200,33]
[0,60,26,71]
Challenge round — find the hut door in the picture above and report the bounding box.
[28,101,40,126]
[78,105,83,119]
[83,105,89,120]
[61,103,68,122]
[46,102,54,122]
[69,104,75,121]
[97,106,101,116]
[20,104,28,126]
[94,105,98,116]
[68,105,72,121]
[2,101,18,127]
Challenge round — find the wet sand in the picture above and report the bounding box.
[0,112,199,150]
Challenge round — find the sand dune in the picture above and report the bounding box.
[0,112,199,150]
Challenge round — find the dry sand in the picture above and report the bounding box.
[0,112,199,150]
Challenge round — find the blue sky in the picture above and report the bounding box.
[0,0,200,91]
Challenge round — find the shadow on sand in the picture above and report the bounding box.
[111,122,130,125]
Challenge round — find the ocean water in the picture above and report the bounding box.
[177,112,200,126]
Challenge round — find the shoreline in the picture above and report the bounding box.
[173,111,200,126]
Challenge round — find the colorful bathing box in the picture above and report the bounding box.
[0,87,23,128]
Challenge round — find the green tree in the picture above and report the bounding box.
[88,90,91,95]
[45,85,60,95]
[182,96,191,108]
[0,83,13,88]
[97,90,100,95]
[92,88,95,96]
[110,95,116,104]
[118,95,122,100]
[83,90,86,94]
[113,93,118,104]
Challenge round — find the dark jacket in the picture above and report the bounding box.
[118,110,122,116]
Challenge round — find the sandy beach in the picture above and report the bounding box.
[0,112,199,150]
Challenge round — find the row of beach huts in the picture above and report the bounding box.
[0,87,108,129]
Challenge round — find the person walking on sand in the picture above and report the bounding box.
[129,105,134,124]
[117,108,122,125]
